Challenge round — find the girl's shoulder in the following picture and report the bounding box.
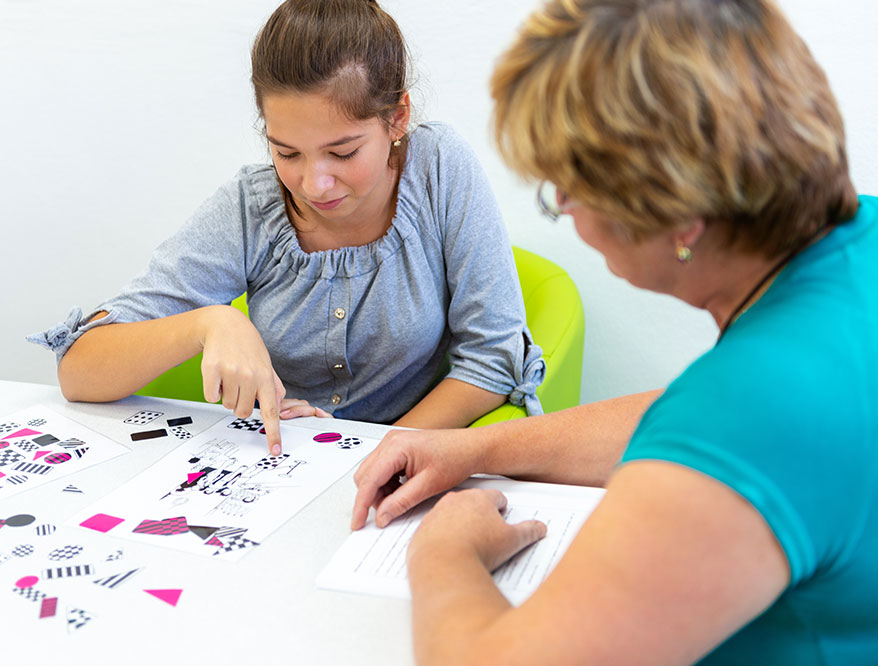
[406,121,476,166]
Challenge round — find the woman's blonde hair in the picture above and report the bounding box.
[491,0,858,256]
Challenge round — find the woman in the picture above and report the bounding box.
[29,0,544,455]
[351,0,878,663]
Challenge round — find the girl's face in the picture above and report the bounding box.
[262,92,407,228]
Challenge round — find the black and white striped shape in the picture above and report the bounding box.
[13,462,52,475]
[35,524,56,536]
[62,484,84,493]
[43,563,95,579]
[7,475,28,485]
[93,567,140,589]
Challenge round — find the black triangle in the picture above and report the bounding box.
[188,525,220,540]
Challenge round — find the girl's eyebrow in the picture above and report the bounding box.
[266,134,366,150]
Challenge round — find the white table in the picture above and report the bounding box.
[0,380,414,666]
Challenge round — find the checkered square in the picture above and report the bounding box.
[0,450,24,467]
[227,418,263,431]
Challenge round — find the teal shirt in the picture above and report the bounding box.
[622,196,878,665]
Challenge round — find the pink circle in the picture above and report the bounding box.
[15,576,39,588]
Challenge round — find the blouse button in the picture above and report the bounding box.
[331,393,342,405]
[334,307,346,320]
[333,363,345,370]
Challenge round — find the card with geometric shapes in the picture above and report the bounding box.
[67,414,380,561]
[123,410,163,426]
[0,404,129,499]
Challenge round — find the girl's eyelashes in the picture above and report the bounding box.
[274,148,360,161]
[333,148,360,161]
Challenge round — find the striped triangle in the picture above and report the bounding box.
[94,568,141,589]
[62,484,84,493]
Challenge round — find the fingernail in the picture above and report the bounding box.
[377,513,388,528]
[271,444,281,456]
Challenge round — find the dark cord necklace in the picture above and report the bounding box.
[716,226,828,342]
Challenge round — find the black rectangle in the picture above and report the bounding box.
[130,428,168,441]
[33,434,60,445]
[166,416,193,427]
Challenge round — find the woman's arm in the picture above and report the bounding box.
[393,378,507,429]
[407,460,790,666]
[58,305,286,453]
[351,390,660,528]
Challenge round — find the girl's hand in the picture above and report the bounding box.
[280,398,333,419]
[198,305,285,455]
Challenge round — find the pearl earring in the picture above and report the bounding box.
[676,243,693,264]
[392,138,402,147]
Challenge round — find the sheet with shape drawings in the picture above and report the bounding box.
[68,416,380,561]
[0,405,129,498]
[316,477,606,605]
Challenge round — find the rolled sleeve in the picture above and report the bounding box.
[26,306,121,364]
[435,128,545,415]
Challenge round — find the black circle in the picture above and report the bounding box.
[5,514,36,527]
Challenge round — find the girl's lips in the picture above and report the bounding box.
[310,196,345,211]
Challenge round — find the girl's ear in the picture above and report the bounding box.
[390,91,411,138]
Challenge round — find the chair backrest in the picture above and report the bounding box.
[136,247,586,424]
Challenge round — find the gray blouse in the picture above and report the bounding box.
[29,122,545,422]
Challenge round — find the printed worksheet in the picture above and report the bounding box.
[317,477,606,605]
[0,405,129,498]
[68,416,380,561]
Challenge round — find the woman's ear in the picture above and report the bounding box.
[675,218,706,250]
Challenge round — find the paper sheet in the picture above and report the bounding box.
[68,415,380,561]
[0,405,129,498]
[317,477,606,605]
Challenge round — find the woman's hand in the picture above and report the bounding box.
[280,398,333,419]
[408,488,546,572]
[198,305,286,455]
[351,428,486,530]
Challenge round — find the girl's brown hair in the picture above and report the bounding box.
[251,0,410,219]
[491,0,858,256]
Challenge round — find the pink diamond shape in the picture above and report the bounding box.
[80,513,125,533]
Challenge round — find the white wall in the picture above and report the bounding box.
[3,0,877,404]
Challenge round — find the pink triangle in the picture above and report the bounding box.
[33,450,52,460]
[144,589,182,607]
[187,472,205,484]
[2,428,42,440]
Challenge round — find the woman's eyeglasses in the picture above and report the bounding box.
[536,181,575,222]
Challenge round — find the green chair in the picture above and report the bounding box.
[137,247,585,424]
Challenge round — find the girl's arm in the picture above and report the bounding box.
[393,378,507,429]
[58,305,285,454]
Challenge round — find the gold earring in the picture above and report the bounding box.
[676,243,693,263]
[392,138,402,147]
